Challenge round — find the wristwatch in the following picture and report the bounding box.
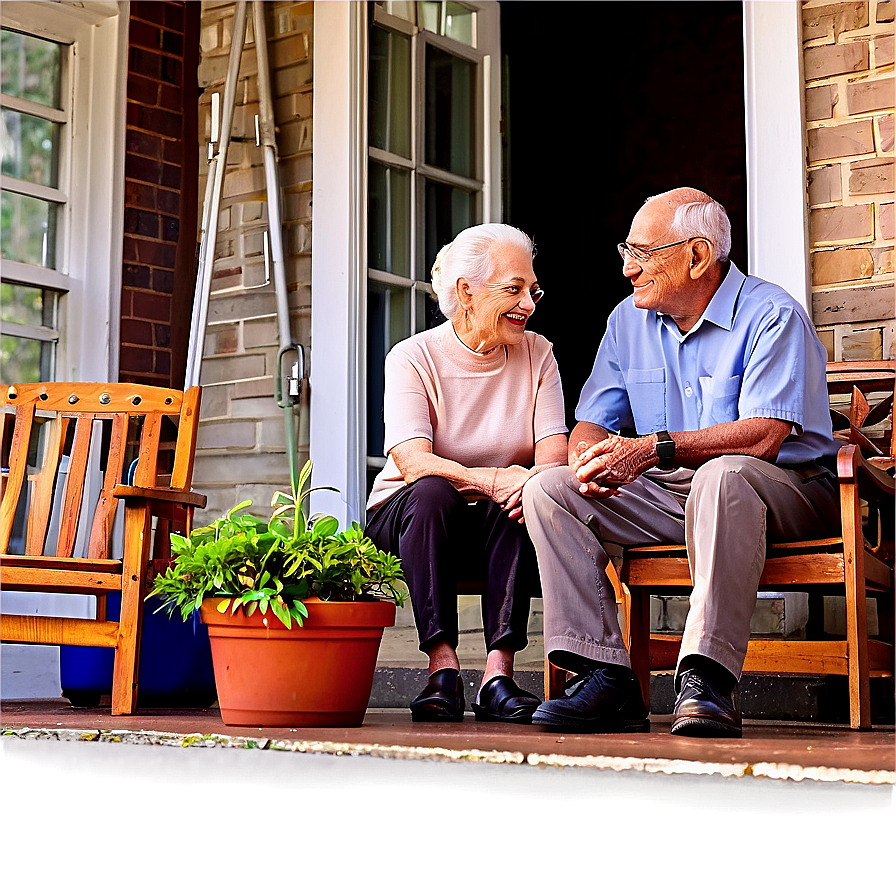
[654,430,676,470]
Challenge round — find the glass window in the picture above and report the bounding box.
[369,24,411,157]
[424,44,474,178]
[368,160,411,277]
[366,4,484,479]
[1,29,62,107]
[1,25,67,382]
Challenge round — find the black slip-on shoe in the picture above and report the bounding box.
[670,669,742,738]
[531,666,649,733]
[472,675,540,723]
[410,668,465,722]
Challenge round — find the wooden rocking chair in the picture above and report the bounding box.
[1,382,207,715]
[546,361,895,729]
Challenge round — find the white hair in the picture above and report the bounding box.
[430,223,535,319]
[666,197,732,263]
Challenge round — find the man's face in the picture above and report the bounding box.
[622,201,695,318]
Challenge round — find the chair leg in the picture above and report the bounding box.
[111,502,152,715]
[842,479,871,729]
[544,656,568,700]
[628,586,651,712]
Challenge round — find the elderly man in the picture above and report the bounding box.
[522,187,839,737]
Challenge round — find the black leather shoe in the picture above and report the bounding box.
[531,665,649,733]
[671,669,742,738]
[410,668,465,722]
[472,675,540,723]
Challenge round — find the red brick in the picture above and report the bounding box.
[877,34,895,66]
[806,84,838,121]
[879,114,894,152]
[123,263,152,289]
[810,204,875,242]
[120,346,155,373]
[152,268,175,294]
[802,2,869,38]
[124,180,157,210]
[847,77,895,115]
[812,283,894,324]
[128,18,162,51]
[813,247,875,284]
[131,1,166,27]
[125,129,163,160]
[878,1,895,22]
[127,73,161,105]
[849,158,894,195]
[881,203,894,240]
[120,318,153,345]
[808,164,843,204]
[807,119,876,163]
[804,41,869,80]
[154,324,172,348]
[131,293,172,324]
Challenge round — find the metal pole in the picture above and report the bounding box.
[184,1,249,390]
[253,1,303,491]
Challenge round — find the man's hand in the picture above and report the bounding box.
[572,434,657,497]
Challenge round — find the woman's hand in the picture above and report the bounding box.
[484,465,532,521]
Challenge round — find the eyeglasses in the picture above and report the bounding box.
[486,283,544,303]
[617,237,707,263]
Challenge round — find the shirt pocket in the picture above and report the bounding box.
[624,367,666,434]
[698,374,741,427]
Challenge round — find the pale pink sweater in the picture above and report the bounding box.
[367,321,567,510]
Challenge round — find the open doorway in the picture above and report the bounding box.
[500,1,747,422]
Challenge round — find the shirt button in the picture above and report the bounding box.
[684,382,693,397]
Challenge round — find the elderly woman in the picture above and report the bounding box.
[365,223,568,723]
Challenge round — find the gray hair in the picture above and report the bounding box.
[430,223,535,319]
[666,197,732,263]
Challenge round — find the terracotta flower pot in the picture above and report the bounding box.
[199,597,396,727]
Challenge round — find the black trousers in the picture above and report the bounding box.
[365,476,540,655]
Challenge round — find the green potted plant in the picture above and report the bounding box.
[150,460,405,727]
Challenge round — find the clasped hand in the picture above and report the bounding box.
[572,434,655,498]
[486,465,532,521]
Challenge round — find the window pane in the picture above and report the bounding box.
[425,44,474,177]
[0,332,53,383]
[418,2,475,45]
[1,282,56,328]
[1,108,60,187]
[367,281,412,458]
[415,285,444,333]
[423,179,474,276]
[376,2,416,24]
[369,160,411,276]
[1,190,59,268]
[1,29,62,109]
[369,25,411,158]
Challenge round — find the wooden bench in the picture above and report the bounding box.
[1,382,207,715]
[546,361,895,729]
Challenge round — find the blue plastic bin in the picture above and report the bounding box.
[60,594,217,708]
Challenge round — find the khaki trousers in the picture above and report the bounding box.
[521,457,840,680]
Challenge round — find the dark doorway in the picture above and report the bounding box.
[501,1,747,423]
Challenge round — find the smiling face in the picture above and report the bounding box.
[622,199,695,319]
[455,242,539,352]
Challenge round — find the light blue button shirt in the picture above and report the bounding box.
[575,262,837,465]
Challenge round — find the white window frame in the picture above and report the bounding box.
[312,0,500,527]
[1,1,128,382]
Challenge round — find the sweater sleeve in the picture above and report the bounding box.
[533,338,569,442]
[382,345,435,455]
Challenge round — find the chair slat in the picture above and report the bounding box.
[170,386,201,490]
[87,413,128,560]
[133,411,162,488]
[55,414,94,557]
[0,404,34,552]
[25,415,69,556]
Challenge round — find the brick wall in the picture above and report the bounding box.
[803,1,895,361]
[192,1,313,520]
[120,1,200,388]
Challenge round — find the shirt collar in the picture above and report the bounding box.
[700,261,745,331]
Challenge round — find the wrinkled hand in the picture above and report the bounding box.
[572,434,655,498]
[486,465,533,522]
